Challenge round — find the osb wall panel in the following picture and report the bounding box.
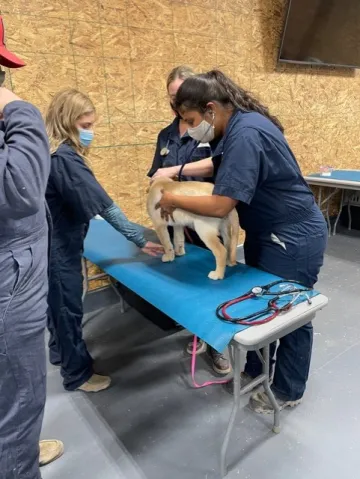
[2,0,360,288]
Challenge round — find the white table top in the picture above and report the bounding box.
[304,176,360,190]
[233,294,328,350]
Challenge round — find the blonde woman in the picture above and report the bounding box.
[148,66,231,376]
[45,89,163,393]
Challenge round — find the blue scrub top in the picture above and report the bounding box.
[212,111,315,234]
[148,117,212,181]
[46,144,113,248]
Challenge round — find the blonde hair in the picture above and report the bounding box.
[46,88,95,156]
[166,65,195,91]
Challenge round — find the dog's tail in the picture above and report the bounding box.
[146,178,173,221]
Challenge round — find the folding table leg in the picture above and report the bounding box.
[333,189,344,236]
[348,201,352,231]
[109,278,126,313]
[82,257,89,302]
[220,344,241,478]
[261,345,281,434]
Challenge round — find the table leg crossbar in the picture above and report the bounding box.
[316,186,346,236]
[220,343,281,477]
[82,258,125,313]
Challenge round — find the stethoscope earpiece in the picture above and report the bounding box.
[160,147,170,156]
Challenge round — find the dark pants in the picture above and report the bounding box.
[0,236,48,479]
[244,208,328,401]
[47,239,93,391]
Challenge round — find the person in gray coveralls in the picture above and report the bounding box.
[0,15,63,479]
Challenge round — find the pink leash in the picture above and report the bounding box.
[191,335,232,388]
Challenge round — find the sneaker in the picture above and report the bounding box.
[186,338,207,355]
[240,371,254,388]
[77,374,111,393]
[249,390,302,414]
[39,440,64,467]
[209,348,232,375]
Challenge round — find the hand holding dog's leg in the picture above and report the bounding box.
[173,226,186,256]
[155,225,175,262]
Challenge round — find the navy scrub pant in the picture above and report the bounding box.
[244,209,328,401]
[0,236,48,479]
[47,240,93,391]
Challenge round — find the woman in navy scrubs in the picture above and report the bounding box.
[46,89,163,393]
[153,70,327,414]
[149,66,231,375]
[148,65,212,185]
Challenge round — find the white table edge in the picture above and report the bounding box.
[304,177,360,190]
[233,294,328,348]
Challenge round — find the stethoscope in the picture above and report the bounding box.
[160,138,170,157]
[159,128,200,177]
[215,280,313,326]
[159,121,194,158]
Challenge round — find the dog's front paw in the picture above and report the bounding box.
[175,245,186,256]
[208,270,224,281]
[162,252,175,262]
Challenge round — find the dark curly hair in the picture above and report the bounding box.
[174,70,284,133]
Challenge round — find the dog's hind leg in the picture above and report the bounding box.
[173,226,186,256]
[155,225,175,262]
[220,215,238,267]
[194,221,227,280]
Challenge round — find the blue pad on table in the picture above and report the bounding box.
[84,220,318,352]
[308,169,360,182]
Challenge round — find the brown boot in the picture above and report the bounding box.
[209,348,232,375]
[77,374,111,393]
[39,440,64,467]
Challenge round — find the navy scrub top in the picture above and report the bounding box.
[46,143,113,247]
[212,111,315,234]
[148,117,212,181]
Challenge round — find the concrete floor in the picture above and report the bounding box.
[41,229,360,479]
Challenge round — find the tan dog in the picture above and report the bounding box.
[147,178,240,280]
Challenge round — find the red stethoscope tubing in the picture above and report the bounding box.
[219,293,296,326]
[220,295,278,325]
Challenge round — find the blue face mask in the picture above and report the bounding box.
[78,128,94,147]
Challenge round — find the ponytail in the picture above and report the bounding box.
[175,70,284,134]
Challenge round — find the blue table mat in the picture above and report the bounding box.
[308,169,360,182]
[84,220,317,352]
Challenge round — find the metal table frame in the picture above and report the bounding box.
[221,293,328,476]
[82,257,125,313]
[304,175,360,236]
[81,258,328,478]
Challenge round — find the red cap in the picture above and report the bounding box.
[0,16,25,68]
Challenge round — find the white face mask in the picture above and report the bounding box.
[187,112,215,143]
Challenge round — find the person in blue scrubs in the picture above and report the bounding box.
[0,25,63,478]
[153,70,328,414]
[45,89,163,393]
[148,66,231,375]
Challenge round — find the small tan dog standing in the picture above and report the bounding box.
[147,178,240,280]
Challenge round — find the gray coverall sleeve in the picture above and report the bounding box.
[0,100,50,219]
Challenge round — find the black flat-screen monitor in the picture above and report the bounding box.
[278,0,360,68]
